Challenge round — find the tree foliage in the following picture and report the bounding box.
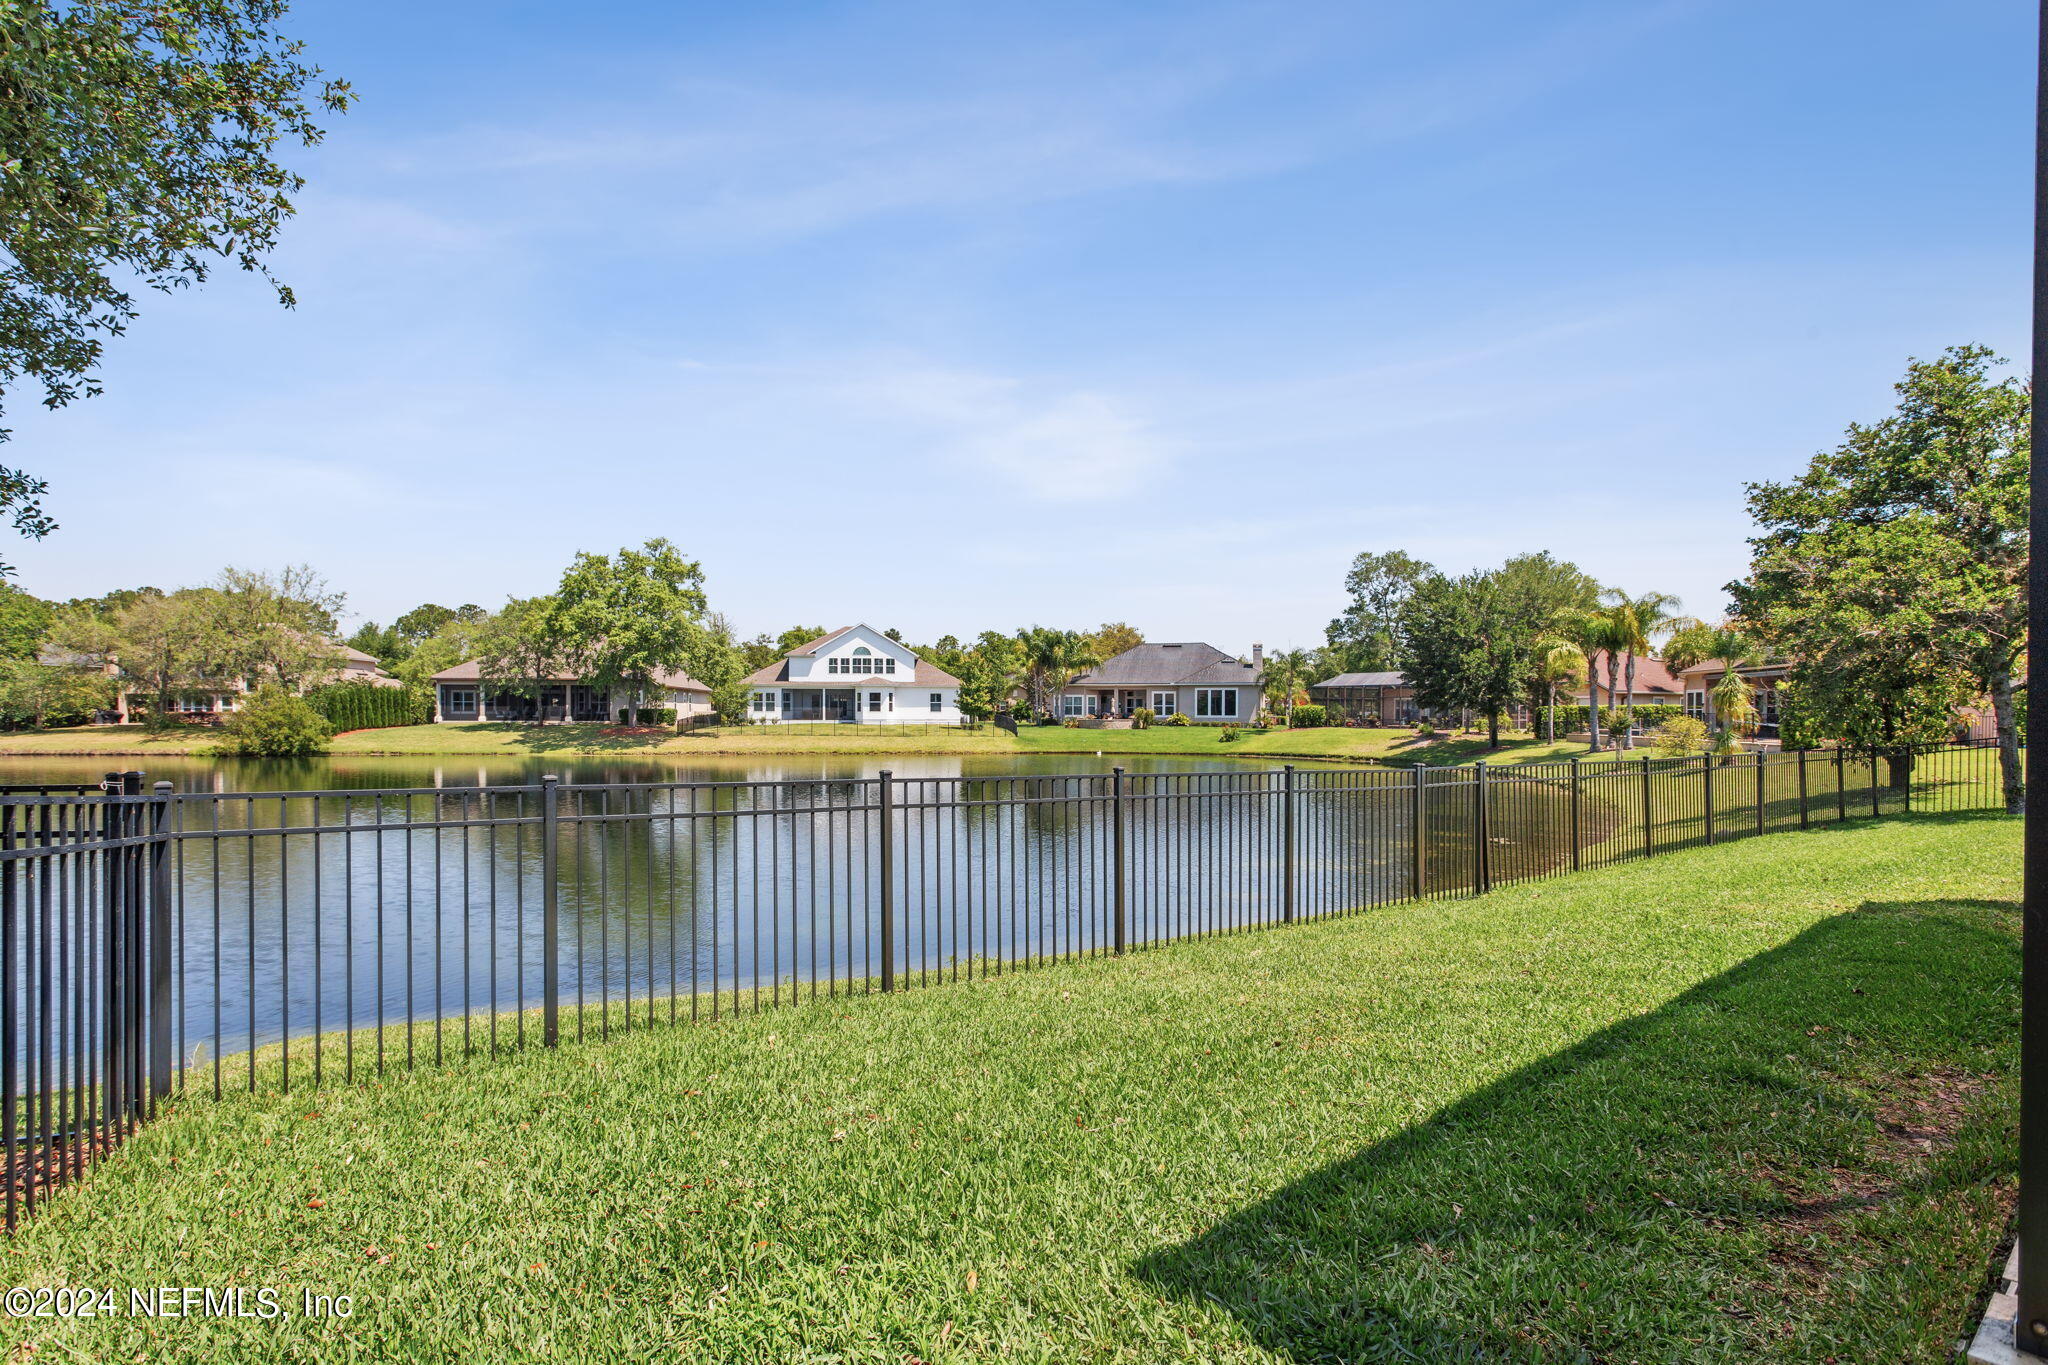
[1737,517,1978,784]
[1735,345,2025,805]
[1089,621,1143,660]
[471,596,573,721]
[0,0,353,568]
[1325,550,1431,673]
[213,684,331,756]
[0,657,113,728]
[1398,570,1533,748]
[0,581,52,658]
[546,538,720,718]
[1012,627,1098,719]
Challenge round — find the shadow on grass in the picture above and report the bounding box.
[461,723,673,754]
[1133,897,2018,1362]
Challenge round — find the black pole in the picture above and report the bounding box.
[2018,0,2048,1344]
[1112,767,1129,951]
[147,781,173,1111]
[879,771,895,992]
[540,775,559,1047]
[1281,765,1296,924]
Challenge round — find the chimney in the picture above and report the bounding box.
[1251,643,1264,668]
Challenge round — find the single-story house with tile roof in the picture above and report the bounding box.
[742,625,963,724]
[1307,671,1421,725]
[1574,651,1684,710]
[431,661,713,724]
[1059,642,1264,721]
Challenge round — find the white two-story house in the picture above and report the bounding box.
[743,625,963,724]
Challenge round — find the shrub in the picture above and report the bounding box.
[1649,715,1708,756]
[1289,704,1329,729]
[1417,721,1436,738]
[1537,704,1590,735]
[635,707,675,726]
[1132,707,1154,729]
[1219,724,1242,742]
[1062,717,1082,728]
[1631,703,1683,731]
[213,687,334,757]
[1166,712,1191,727]
[304,680,432,732]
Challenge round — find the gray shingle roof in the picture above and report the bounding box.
[1067,643,1261,688]
[1313,671,1408,689]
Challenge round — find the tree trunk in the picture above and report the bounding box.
[1990,657,2024,814]
[1487,710,1500,748]
[1621,653,1638,751]
[1603,656,1620,750]
[1885,748,1915,793]
[1585,654,1603,753]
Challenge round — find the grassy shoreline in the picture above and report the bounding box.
[4,813,2018,1361]
[0,722,1603,767]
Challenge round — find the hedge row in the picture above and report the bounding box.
[304,680,434,731]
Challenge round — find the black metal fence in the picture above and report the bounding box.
[0,740,2010,1229]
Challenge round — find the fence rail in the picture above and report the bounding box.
[0,739,2010,1229]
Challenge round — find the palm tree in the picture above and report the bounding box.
[1527,635,1586,743]
[1263,648,1311,725]
[1013,627,1101,720]
[1600,591,1699,750]
[1663,621,1766,744]
[1552,606,1625,752]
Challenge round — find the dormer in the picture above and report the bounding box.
[826,643,900,678]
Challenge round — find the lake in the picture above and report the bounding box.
[0,752,1586,1095]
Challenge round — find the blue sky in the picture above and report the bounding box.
[16,0,2031,652]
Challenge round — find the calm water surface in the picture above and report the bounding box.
[0,752,1580,1082]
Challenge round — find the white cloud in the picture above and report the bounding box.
[838,364,1168,499]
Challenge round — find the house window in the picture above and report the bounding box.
[868,692,882,713]
[929,692,942,712]
[1754,686,1779,724]
[1194,688,1238,718]
[1151,691,1176,717]
[446,688,478,715]
[1061,695,1085,717]
[751,691,776,713]
[1684,690,1706,719]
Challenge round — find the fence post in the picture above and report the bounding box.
[1112,767,1129,951]
[1836,746,1847,821]
[118,772,143,1124]
[1281,766,1297,924]
[1640,757,1654,857]
[1569,759,1582,872]
[1754,752,1767,837]
[1473,763,1488,894]
[100,772,123,1131]
[1703,754,1715,845]
[540,775,560,1047]
[879,771,895,992]
[1798,748,1809,828]
[1,789,15,1231]
[147,781,173,1111]
[1410,766,1427,898]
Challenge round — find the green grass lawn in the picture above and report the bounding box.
[7,813,2016,1362]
